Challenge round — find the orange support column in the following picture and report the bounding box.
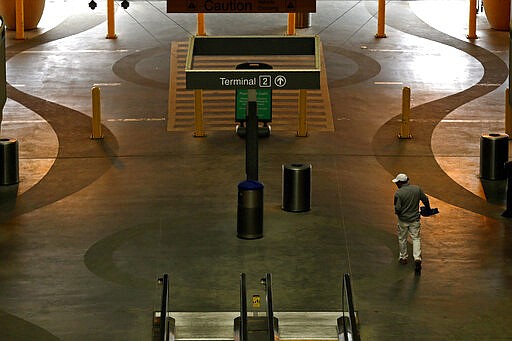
[287,13,296,35]
[197,13,206,36]
[106,0,117,39]
[467,0,478,39]
[15,0,25,40]
[375,0,386,38]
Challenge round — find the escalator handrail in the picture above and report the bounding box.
[343,273,360,341]
[265,273,275,341]
[240,273,248,341]
[159,274,170,341]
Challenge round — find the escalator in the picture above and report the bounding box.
[153,273,360,341]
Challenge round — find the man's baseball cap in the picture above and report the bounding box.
[392,173,408,183]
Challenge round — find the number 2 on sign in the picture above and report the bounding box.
[259,76,271,87]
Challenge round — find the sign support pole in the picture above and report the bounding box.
[246,90,258,181]
[193,90,206,137]
[297,89,308,137]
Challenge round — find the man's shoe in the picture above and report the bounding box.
[414,260,422,272]
[399,258,408,265]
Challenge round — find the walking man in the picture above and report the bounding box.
[392,173,431,273]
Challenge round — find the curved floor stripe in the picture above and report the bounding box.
[0,310,60,341]
[324,45,382,88]
[84,224,155,289]
[112,47,169,90]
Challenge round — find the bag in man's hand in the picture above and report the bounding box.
[420,206,439,217]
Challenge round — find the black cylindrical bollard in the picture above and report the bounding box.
[480,133,509,180]
[295,12,312,28]
[282,163,311,212]
[0,138,19,185]
[237,180,263,239]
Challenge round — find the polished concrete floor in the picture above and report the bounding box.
[1,0,512,340]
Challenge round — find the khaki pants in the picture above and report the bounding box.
[397,219,421,261]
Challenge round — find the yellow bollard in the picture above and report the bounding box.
[398,86,412,139]
[193,89,206,137]
[375,0,386,38]
[197,13,206,36]
[15,0,25,40]
[506,88,512,138]
[106,0,117,39]
[297,89,308,137]
[287,13,296,35]
[91,87,104,139]
[467,0,478,39]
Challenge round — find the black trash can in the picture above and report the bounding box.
[480,133,509,180]
[237,180,263,239]
[0,138,19,185]
[296,12,312,28]
[282,163,311,212]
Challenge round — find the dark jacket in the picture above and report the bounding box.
[394,183,430,222]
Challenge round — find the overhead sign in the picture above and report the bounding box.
[167,0,316,13]
[186,71,319,90]
[185,35,321,90]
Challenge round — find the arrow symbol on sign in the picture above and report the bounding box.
[274,75,287,87]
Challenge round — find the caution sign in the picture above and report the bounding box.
[252,295,261,308]
[167,0,316,13]
[187,1,197,10]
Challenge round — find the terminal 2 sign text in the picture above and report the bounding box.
[186,71,319,90]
